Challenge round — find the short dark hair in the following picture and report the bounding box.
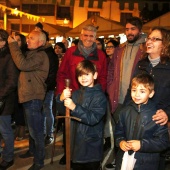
[0,29,9,41]
[76,60,96,77]
[54,42,66,53]
[35,22,43,30]
[106,39,119,48]
[131,73,154,92]
[126,17,143,31]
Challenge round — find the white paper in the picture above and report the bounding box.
[121,151,136,170]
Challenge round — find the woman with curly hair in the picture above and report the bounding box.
[124,26,170,170]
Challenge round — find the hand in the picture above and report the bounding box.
[8,35,16,44]
[64,98,76,111]
[127,140,141,152]
[152,109,168,125]
[60,88,72,101]
[120,140,131,151]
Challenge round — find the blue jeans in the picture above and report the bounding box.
[43,90,54,137]
[23,99,45,166]
[0,115,14,162]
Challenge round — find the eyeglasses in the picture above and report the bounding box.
[145,37,163,42]
[106,46,114,49]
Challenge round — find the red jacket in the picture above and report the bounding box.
[56,46,107,95]
[107,44,144,113]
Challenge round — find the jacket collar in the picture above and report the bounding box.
[73,47,99,61]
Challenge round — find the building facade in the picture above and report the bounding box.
[0,0,169,37]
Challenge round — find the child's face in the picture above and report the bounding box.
[78,72,97,87]
[131,84,154,105]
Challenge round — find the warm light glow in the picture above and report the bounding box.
[0,4,45,22]
[63,18,69,25]
[119,33,127,44]
[108,35,114,38]
[13,8,19,15]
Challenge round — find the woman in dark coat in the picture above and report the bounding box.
[124,26,170,170]
[0,29,19,169]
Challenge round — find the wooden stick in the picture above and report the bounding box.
[65,79,71,170]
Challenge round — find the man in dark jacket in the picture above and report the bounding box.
[0,29,18,170]
[8,30,49,170]
[42,30,59,145]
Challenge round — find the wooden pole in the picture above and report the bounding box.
[65,79,71,170]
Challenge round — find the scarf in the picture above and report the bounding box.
[78,40,96,58]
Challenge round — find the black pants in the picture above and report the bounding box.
[72,161,101,170]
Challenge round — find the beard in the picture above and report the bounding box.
[127,34,140,43]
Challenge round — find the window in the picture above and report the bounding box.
[22,24,35,33]
[11,24,20,32]
[57,6,71,20]
[88,11,100,19]
[120,13,132,26]
[22,4,54,16]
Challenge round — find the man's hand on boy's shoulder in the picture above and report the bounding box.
[152,109,168,125]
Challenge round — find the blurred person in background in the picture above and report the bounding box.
[96,38,105,52]
[71,39,79,47]
[14,33,27,141]
[0,29,18,170]
[62,38,69,49]
[42,30,59,146]
[54,42,66,67]
[105,39,119,64]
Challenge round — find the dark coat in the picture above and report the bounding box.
[56,84,107,163]
[115,100,169,170]
[44,43,59,91]
[71,84,107,163]
[125,57,170,120]
[0,47,19,115]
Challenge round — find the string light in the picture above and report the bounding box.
[0,4,45,22]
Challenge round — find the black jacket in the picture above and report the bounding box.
[44,44,59,91]
[56,84,107,163]
[124,57,170,120]
[0,47,19,115]
[115,100,169,170]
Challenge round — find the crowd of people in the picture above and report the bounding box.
[0,17,169,170]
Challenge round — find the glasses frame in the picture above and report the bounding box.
[145,37,163,42]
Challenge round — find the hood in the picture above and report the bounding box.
[127,33,146,47]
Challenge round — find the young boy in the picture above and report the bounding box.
[115,73,169,170]
[57,60,107,170]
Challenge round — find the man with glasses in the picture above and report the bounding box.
[56,24,107,165]
[106,17,146,170]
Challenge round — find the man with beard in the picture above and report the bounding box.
[105,17,146,169]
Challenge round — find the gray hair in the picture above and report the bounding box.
[81,24,97,36]
[31,30,46,46]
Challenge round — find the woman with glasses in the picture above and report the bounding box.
[124,26,170,170]
[106,39,119,64]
